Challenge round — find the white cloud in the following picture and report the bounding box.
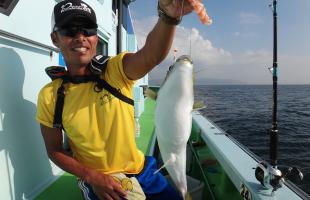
[234,32,241,36]
[239,12,263,24]
[132,16,232,81]
[233,31,258,38]
[132,15,309,85]
[132,16,158,50]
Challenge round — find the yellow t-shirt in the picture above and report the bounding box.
[36,52,144,174]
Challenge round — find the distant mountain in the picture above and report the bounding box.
[148,78,245,86]
[195,78,245,85]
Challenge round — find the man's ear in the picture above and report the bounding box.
[51,32,59,48]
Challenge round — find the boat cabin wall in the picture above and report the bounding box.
[0,0,146,199]
[1,1,60,200]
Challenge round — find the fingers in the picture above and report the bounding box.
[102,193,113,200]
[114,184,128,198]
[96,188,122,200]
[93,183,126,200]
[160,0,173,7]
[108,190,121,200]
[182,0,195,15]
[157,0,194,19]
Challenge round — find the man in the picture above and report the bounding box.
[36,0,193,199]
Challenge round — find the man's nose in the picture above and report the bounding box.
[74,32,86,41]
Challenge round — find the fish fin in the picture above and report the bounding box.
[193,101,206,111]
[153,154,177,174]
[153,164,165,175]
[185,192,192,200]
[144,88,157,100]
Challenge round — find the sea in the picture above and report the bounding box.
[194,84,310,195]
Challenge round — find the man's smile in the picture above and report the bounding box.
[72,47,88,53]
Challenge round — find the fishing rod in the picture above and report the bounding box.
[255,0,303,194]
[270,0,278,169]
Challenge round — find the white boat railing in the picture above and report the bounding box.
[192,111,309,200]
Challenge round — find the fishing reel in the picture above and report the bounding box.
[255,161,303,194]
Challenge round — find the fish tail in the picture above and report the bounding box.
[144,88,157,100]
[185,192,192,200]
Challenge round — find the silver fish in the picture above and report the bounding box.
[149,55,194,199]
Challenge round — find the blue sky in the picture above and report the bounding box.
[129,0,310,84]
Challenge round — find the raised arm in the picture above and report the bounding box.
[123,0,194,80]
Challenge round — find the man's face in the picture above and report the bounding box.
[52,20,98,68]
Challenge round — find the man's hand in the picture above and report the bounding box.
[159,0,194,18]
[88,170,127,200]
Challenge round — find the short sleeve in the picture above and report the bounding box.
[36,82,58,128]
[104,52,136,90]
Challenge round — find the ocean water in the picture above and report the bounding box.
[194,85,310,195]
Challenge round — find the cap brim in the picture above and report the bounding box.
[56,14,98,29]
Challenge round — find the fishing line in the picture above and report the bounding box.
[179,0,185,22]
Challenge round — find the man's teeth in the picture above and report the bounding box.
[73,47,87,52]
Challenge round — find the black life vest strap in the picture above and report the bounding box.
[53,79,68,129]
[94,77,134,106]
[50,55,135,129]
[52,75,134,129]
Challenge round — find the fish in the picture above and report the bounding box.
[146,55,202,200]
[187,0,213,25]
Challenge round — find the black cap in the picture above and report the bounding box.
[51,0,98,32]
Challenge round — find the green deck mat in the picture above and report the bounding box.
[135,98,156,154]
[35,173,83,200]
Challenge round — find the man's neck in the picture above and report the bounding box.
[67,65,90,76]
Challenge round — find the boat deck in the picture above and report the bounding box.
[34,98,156,200]
[34,97,308,200]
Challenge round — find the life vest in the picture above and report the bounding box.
[45,55,134,129]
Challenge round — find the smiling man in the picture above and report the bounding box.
[36,0,193,199]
